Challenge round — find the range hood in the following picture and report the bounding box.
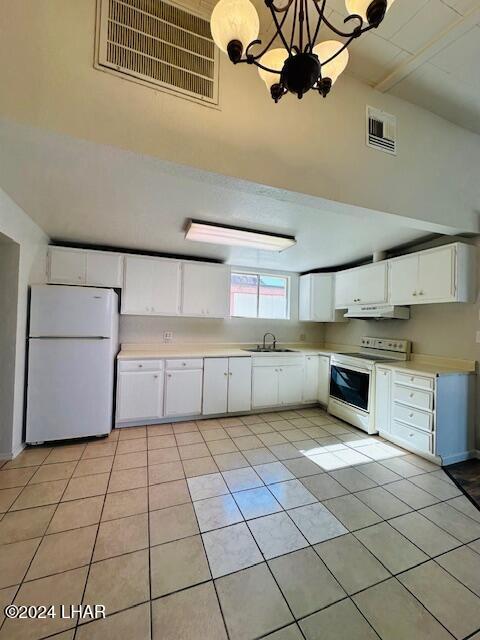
[344,305,410,320]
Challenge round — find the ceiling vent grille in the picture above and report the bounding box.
[96,0,219,105]
[366,106,397,156]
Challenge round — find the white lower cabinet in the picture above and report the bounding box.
[252,357,304,409]
[303,356,319,402]
[375,366,474,464]
[228,357,252,413]
[252,366,279,409]
[375,367,392,434]
[203,358,229,415]
[278,365,304,405]
[202,357,252,415]
[165,362,203,417]
[117,369,163,422]
[318,356,330,405]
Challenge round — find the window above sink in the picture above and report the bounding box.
[230,272,290,320]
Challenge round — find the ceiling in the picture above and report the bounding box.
[0,120,431,273]
[188,0,480,134]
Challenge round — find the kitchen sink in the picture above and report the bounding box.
[242,348,299,353]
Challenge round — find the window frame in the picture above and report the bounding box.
[230,271,291,320]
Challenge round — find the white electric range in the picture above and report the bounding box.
[328,337,411,434]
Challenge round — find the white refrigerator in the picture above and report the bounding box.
[26,285,119,444]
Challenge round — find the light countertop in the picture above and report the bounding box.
[117,343,346,360]
[117,343,476,377]
[375,356,476,377]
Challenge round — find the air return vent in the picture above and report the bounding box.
[96,0,219,105]
[366,106,397,156]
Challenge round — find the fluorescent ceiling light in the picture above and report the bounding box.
[185,220,296,252]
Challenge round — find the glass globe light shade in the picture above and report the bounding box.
[345,0,396,24]
[210,0,260,55]
[258,48,289,89]
[313,40,349,84]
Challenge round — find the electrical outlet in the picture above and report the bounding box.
[299,333,306,342]
[163,331,173,344]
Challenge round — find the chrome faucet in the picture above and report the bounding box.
[262,333,277,350]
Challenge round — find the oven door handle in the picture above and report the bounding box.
[331,363,372,376]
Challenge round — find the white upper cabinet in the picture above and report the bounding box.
[48,247,87,285]
[388,254,418,304]
[122,256,181,316]
[181,262,230,318]
[86,252,123,288]
[388,243,476,305]
[48,247,123,288]
[299,274,344,322]
[335,263,388,308]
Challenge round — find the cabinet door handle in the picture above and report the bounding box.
[419,291,424,296]
[138,364,143,368]
[229,372,232,376]
[154,375,158,379]
[167,374,172,378]
[182,362,186,366]
[412,292,417,296]
[409,413,414,418]
[224,372,228,376]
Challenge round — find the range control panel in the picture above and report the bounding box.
[361,337,411,354]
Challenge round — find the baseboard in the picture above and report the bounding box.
[441,451,477,466]
[0,442,25,461]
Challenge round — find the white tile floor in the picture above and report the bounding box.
[0,407,480,639]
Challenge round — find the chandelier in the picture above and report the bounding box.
[210,0,396,102]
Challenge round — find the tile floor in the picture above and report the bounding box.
[0,408,480,639]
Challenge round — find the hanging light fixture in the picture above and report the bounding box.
[210,0,397,102]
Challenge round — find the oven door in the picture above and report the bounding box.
[330,364,371,412]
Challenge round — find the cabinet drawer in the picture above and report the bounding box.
[252,356,305,368]
[391,420,433,453]
[394,371,434,391]
[118,360,164,372]
[393,403,433,432]
[393,384,433,411]
[166,359,203,370]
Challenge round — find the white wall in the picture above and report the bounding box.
[0,237,20,457]
[0,0,478,234]
[0,188,48,457]
[120,270,325,345]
